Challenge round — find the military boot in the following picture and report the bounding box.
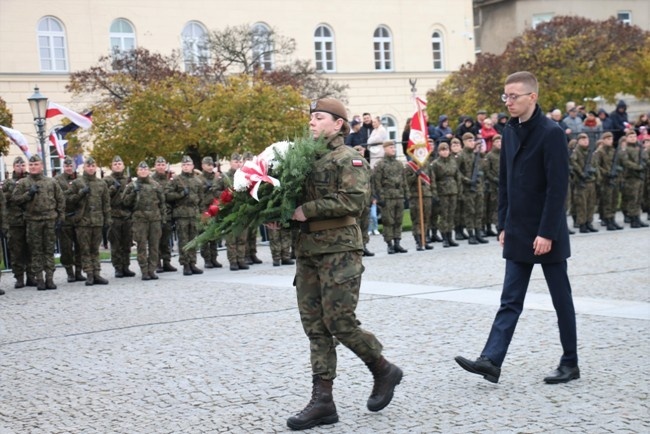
[204,260,214,269]
[485,224,498,237]
[75,267,87,282]
[393,239,408,253]
[635,216,649,228]
[163,261,177,272]
[85,273,95,286]
[250,254,263,264]
[455,226,468,240]
[65,266,76,283]
[36,274,46,291]
[211,259,223,268]
[183,264,192,275]
[45,274,57,290]
[414,235,424,251]
[442,232,450,248]
[586,222,599,232]
[156,260,164,273]
[363,246,375,257]
[431,229,443,242]
[579,224,589,233]
[386,240,395,254]
[93,274,109,285]
[237,261,250,270]
[26,274,37,287]
[115,268,124,278]
[606,219,618,231]
[613,219,624,230]
[189,263,203,274]
[468,229,479,245]
[14,274,25,289]
[475,228,489,244]
[0,288,4,295]
[366,356,403,412]
[286,375,338,430]
[122,267,136,277]
[447,232,459,247]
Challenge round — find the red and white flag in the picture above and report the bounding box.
[46,102,93,129]
[407,96,431,166]
[49,132,67,159]
[0,125,32,158]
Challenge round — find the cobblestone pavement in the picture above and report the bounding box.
[1,216,648,434]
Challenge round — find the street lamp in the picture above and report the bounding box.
[27,85,49,176]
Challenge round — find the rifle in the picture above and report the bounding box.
[638,145,647,180]
[469,149,481,192]
[608,147,623,187]
[579,145,597,188]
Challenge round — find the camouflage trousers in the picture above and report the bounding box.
[460,190,485,229]
[8,225,30,277]
[358,205,370,245]
[26,219,56,276]
[437,194,457,232]
[76,226,103,275]
[381,198,404,241]
[409,195,432,238]
[58,224,82,269]
[175,217,198,266]
[159,222,174,263]
[245,226,257,258]
[108,217,132,270]
[622,178,643,217]
[226,232,247,264]
[268,226,292,262]
[132,220,162,275]
[200,239,219,264]
[484,185,498,226]
[295,250,383,380]
[599,182,619,220]
[574,181,597,225]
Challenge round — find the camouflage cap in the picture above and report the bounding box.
[601,132,613,139]
[28,154,42,162]
[138,161,149,169]
[382,140,395,148]
[63,156,74,165]
[155,156,167,164]
[181,155,193,164]
[112,155,123,163]
[85,156,96,165]
[201,156,214,165]
[230,152,242,161]
[13,156,25,165]
[310,98,347,120]
[462,132,475,141]
[242,151,254,161]
[577,133,589,140]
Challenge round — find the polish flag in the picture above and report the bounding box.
[407,96,432,166]
[46,102,93,129]
[49,132,67,159]
[0,125,32,158]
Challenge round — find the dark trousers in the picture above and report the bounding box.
[481,260,578,368]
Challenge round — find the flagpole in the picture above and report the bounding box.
[417,176,425,248]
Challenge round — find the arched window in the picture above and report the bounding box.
[431,31,444,71]
[110,19,136,53]
[373,26,393,71]
[181,21,208,71]
[314,25,335,72]
[381,115,398,141]
[37,16,68,72]
[252,23,273,71]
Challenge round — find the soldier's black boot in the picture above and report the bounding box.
[36,274,46,291]
[363,246,375,257]
[65,266,75,283]
[475,228,489,244]
[14,275,25,289]
[183,264,192,275]
[455,226,468,240]
[75,267,87,282]
[468,229,479,245]
[366,356,403,412]
[606,219,618,231]
[586,222,599,232]
[142,272,151,281]
[578,224,589,233]
[204,259,214,269]
[211,259,223,268]
[190,263,203,274]
[85,273,94,286]
[93,274,109,285]
[394,239,408,253]
[115,268,124,278]
[442,233,450,248]
[229,263,239,271]
[163,261,177,272]
[237,261,250,270]
[122,267,136,277]
[45,274,57,290]
[156,260,164,273]
[486,225,498,237]
[286,375,338,430]
[26,275,37,287]
[447,232,459,247]
[250,254,263,264]
[613,219,624,230]
[149,272,159,280]
[431,229,443,242]
[386,240,395,254]
[415,235,424,251]
[636,216,649,228]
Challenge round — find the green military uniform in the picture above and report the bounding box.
[432,152,461,247]
[197,156,223,269]
[457,137,488,244]
[405,161,436,250]
[241,152,263,265]
[483,145,500,235]
[55,156,84,282]
[12,155,65,290]
[123,162,166,280]
[372,144,408,253]
[268,225,293,266]
[3,158,33,288]
[151,157,176,272]
[620,137,649,228]
[595,137,623,230]
[570,137,600,232]
[0,187,7,295]
[165,155,204,274]
[67,157,111,286]
[103,156,134,277]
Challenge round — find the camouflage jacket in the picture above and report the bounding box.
[151,171,173,219]
[484,148,500,186]
[372,155,407,200]
[12,173,65,222]
[432,156,461,196]
[122,176,166,223]
[621,143,647,180]
[404,162,436,199]
[103,171,132,218]
[457,147,486,193]
[67,173,111,227]
[198,170,221,210]
[3,172,27,226]
[0,187,8,233]
[55,172,78,220]
[165,171,204,219]
[570,145,599,183]
[298,134,369,256]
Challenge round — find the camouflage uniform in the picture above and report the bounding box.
[405,162,436,250]
[55,160,84,281]
[122,165,165,279]
[571,143,600,231]
[103,164,134,276]
[13,159,65,289]
[0,189,7,294]
[67,163,111,285]
[457,144,488,244]
[197,159,223,269]
[3,166,33,287]
[595,143,623,229]
[620,140,648,227]
[151,164,176,271]
[215,163,248,270]
[432,154,461,246]
[165,157,204,273]
[372,150,408,252]
[483,146,500,234]
[268,225,293,266]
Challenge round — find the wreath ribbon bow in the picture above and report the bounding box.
[239,157,281,201]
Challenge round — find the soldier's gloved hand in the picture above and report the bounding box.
[113,179,121,189]
[183,187,189,196]
[134,182,141,193]
[80,186,90,196]
[28,184,39,197]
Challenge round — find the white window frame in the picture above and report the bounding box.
[373,26,393,71]
[381,115,398,141]
[617,11,632,25]
[431,31,444,71]
[531,13,554,29]
[252,22,274,71]
[314,25,336,73]
[110,18,136,54]
[181,21,209,72]
[37,16,68,72]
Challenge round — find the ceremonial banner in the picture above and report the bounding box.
[407,96,432,166]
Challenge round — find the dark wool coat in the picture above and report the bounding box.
[498,104,571,264]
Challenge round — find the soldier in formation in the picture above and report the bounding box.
[405,156,436,251]
[55,156,85,282]
[198,156,223,269]
[242,151,263,266]
[152,156,177,272]
[570,133,599,233]
[104,156,135,278]
[431,142,460,247]
[217,153,249,271]
[457,132,489,245]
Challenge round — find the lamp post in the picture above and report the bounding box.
[27,85,49,176]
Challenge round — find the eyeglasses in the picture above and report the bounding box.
[501,92,533,102]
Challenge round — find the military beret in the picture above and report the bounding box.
[181,155,193,164]
[29,154,42,162]
[242,151,254,161]
[382,140,395,148]
[112,155,123,163]
[63,156,74,165]
[13,156,25,165]
[493,134,502,142]
[437,143,450,151]
[577,133,589,140]
[462,132,475,141]
[85,156,96,165]
[309,98,348,120]
[138,161,149,169]
[601,132,613,139]
[201,156,214,165]
[230,152,241,161]
[155,156,166,164]
[626,130,638,137]
[477,109,487,115]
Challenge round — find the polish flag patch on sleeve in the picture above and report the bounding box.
[352,159,364,167]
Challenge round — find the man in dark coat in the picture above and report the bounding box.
[455,71,579,385]
[609,100,629,146]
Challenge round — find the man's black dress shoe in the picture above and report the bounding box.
[454,355,501,383]
[543,365,580,384]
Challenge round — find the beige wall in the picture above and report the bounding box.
[0,0,476,167]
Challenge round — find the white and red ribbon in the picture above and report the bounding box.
[239,156,280,201]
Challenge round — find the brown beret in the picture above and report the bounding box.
[462,132,475,141]
[310,98,347,120]
[577,133,589,140]
[382,140,395,148]
[600,132,613,140]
